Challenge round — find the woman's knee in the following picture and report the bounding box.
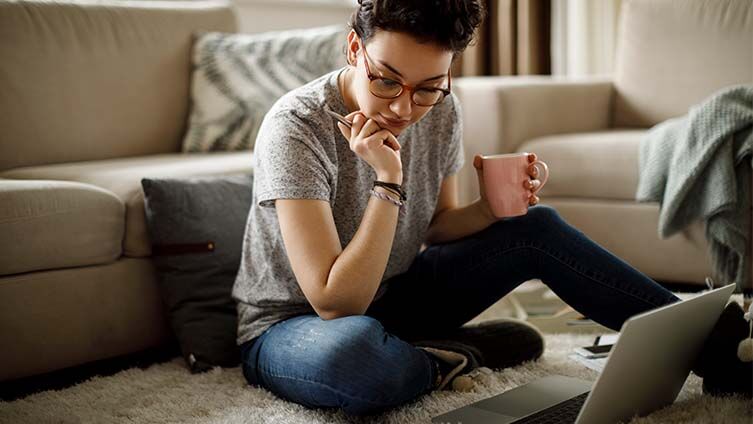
[525,204,562,225]
[485,204,563,239]
[320,315,429,381]
[300,316,432,415]
[327,315,387,346]
[292,317,426,385]
[517,205,568,239]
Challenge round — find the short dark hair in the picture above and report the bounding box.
[349,0,485,55]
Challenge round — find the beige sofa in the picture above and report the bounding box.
[0,0,750,383]
[0,0,252,381]
[454,0,752,291]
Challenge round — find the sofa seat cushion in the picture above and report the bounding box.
[517,129,646,201]
[0,152,253,257]
[0,179,124,275]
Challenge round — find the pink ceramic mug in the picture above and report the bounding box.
[482,152,549,218]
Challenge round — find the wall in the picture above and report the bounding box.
[232,0,355,33]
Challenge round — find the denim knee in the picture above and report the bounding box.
[485,204,563,240]
[529,205,570,237]
[522,204,563,227]
[253,315,434,416]
[301,316,432,415]
[320,316,433,399]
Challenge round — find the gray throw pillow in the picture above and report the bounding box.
[181,25,346,152]
[141,173,253,373]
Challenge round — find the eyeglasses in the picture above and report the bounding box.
[360,41,451,107]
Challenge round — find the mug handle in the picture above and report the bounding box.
[529,160,549,195]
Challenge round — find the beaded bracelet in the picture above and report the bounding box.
[370,189,406,215]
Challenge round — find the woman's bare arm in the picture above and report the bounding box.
[276,186,400,320]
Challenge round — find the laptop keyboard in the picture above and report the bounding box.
[513,392,590,424]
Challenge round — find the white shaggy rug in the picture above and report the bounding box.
[1,333,750,424]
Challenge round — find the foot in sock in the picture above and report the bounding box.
[414,319,545,391]
[418,341,490,391]
[693,301,753,397]
[444,319,545,369]
[414,319,544,368]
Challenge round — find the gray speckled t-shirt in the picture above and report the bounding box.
[232,67,464,345]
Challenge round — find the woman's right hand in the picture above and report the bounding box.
[337,111,403,183]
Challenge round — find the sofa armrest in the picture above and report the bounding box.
[453,76,615,155]
[451,76,614,206]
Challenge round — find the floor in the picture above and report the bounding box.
[0,342,181,402]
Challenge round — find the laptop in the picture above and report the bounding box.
[432,284,736,424]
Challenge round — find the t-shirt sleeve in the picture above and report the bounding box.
[444,93,465,177]
[254,110,333,208]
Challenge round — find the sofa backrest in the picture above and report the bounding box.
[613,0,753,128]
[0,0,237,171]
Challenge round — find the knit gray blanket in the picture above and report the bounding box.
[636,85,753,292]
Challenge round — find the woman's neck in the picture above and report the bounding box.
[339,67,358,113]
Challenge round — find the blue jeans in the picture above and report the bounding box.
[240,205,680,415]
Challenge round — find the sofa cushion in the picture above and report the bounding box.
[141,174,253,372]
[181,25,346,152]
[0,179,124,275]
[517,129,645,201]
[0,152,253,257]
[0,0,237,172]
[613,0,753,127]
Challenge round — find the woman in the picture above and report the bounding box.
[232,0,751,416]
